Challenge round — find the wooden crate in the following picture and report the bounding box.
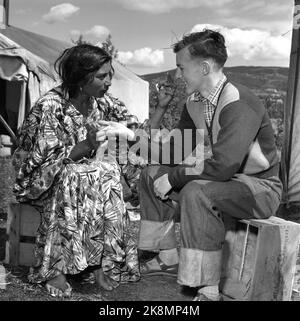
[0,135,13,157]
[220,216,300,301]
[291,246,300,300]
[5,203,40,266]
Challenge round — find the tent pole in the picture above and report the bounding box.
[281,0,300,206]
[0,114,17,144]
[4,0,9,27]
[17,81,26,130]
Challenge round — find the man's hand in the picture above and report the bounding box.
[153,173,172,200]
[156,80,176,109]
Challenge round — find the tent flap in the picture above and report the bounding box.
[0,55,27,81]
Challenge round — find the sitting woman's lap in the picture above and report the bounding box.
[28,157,140,284]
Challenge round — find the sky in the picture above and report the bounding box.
[1,0,295,75]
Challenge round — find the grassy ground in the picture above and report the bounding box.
[0,264,195,301]
[0,220,194,302]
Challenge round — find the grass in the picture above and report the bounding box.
[0,263,193,301]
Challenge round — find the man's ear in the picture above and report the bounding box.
[202,61,211,75]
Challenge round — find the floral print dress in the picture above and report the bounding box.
[13,87,142,285]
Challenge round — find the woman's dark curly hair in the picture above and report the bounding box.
[54,44,113,98]
[173,29,228,67]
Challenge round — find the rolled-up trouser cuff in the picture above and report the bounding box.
[178,248,222,287]
[138,219,177,251]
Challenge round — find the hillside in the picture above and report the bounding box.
[141,66,288,149]
[141,66,289,92]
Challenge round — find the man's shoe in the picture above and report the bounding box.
[138,250,159,263]
[193,293,223,301]
[140,255,178,277]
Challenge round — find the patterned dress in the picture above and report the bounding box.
[13,86,142,285]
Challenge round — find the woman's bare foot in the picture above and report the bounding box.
[45,274,72,298]
[93,268,118,291]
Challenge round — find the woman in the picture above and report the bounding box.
[13,44,141,297]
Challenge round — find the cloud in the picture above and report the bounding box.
[85,26,111,41]
[70,29,80,37]
[118,47,164,67]
[16,8,32,15]
[70,25,111,43]
[43,3,79,23]
[113,0,233,14]
[190,24,291,63]
[209,0,293,34]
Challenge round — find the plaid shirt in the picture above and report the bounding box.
[193,75,227,128]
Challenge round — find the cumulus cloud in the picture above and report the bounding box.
[70,25,111,43]
[43,3,79,23]
[113,0,233,14]
[85,26,111,41]
[118,48,164,67]
[190,24,291,63]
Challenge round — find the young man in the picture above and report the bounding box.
[137,29,282,301]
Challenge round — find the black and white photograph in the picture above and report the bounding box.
[0,0,300,310]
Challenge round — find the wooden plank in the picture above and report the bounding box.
[274,222,300,300]
[221,220,259,300]
[250,217,300,300]
[249,224,280,301]
[5,203,21,266]
[19,243,36,267]
[220,216,300,301]
[292,245,300,299]
[19,204,40,237]
[5,203,40,266]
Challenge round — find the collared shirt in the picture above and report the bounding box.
[193,75,227,128]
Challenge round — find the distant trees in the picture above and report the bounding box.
[71,34,86,45]
[101,34,118,59]
[265,96,284,120]
[71,34,119,59]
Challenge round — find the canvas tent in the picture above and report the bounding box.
[281,0,300,208]
[0,24,149,139]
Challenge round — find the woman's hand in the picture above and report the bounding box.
[97,121,135,141]
[69,125,107,161]
[85,125,100,150]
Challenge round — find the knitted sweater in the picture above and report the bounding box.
[167,81,280,189]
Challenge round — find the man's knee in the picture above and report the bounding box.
[178,181,220,219]
[179,181,205,202]
[140,166,159,183]
[141,165,171,183]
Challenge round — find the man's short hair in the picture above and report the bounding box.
[173,29,228,67]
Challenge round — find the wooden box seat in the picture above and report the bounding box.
[5,202,300,300]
